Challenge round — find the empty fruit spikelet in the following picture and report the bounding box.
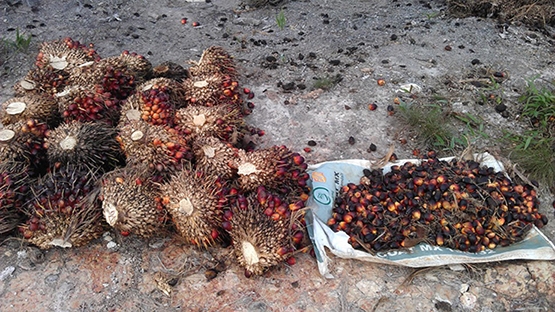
[160,170,229,248]
[100,167,165,237]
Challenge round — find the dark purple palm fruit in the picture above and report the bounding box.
[116,120,193,182]
[56,85,121,125]
[1,95,60,127]
[19,164,105,249]
[234,146,310,196]
[192,135,239,180]
[0,119,48,173]
[188,46,237,80]
[160,170,229,248]
[225,186,300,277]
[100,166,166,238]
[44,121,124,173]
[0,164,33,236]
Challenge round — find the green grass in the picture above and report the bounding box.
[504,77,555,187]
[276,9,286,30]
[312,74,342,90]
[397,103,488,153]
[1,28,32,64]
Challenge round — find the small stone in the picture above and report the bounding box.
[471,59,481,65]
[266,56,277,62]
[107,241,118,249]
[329,59,340,66]
[390,34,398,41]
[45,274,59,284]
[368,143,377,152]
[495,103,507,113]
[0,266,15,281]
[282,82,296,90]
[307,140,317,146]
[444,45,452,51]
[348,136,355,145]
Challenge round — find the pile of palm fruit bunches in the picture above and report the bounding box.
[328,150,548,253]
[0,37,311,277]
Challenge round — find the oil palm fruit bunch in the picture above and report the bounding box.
[0,119,48,173]
[234,145,310,197]
[0,95,60,128]
[18,165,104,249]
[328,151,549,253]
[44,121,124,173]
[160,170,230,248]
[120,78,185,127]
[13,67,69,97]
[117,120,193,182]
[192,135,239,180]
[182,73,243,109]
[172,104,250,144]
[35,37,100,71]
[100,166,166,238]
[0,164,32,236]
[224,186,301,277]
[152,61,189,82]
[188,46,237,80]
[56,85,121,125]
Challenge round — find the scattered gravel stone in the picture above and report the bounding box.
[0,266,15,281]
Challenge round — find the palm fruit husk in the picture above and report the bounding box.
[234,145,310,196]
[181,72,243,109]
[152,61,190,82]
[13,67,69,96]
[35,37,100,71]
[56,85,121,125]
[117,120,193,182]
[0,164,32,236]
[0,119,48,173]
[192,136,238,180]
[119,78,186,127]
[225,186,301,277]
[160,170,229,248]
[19,165,104,249]
[1,95,60,127]
[172,104,248,144]
[100,166,166,237]
[188,46,237,79]
[44,121,124,172]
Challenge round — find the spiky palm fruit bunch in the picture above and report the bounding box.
[118,50,153,81]
[224,187,300,277]
[173,104,247,143]
[19,165,104,249]
[13,67,69,96]
[160,170,229,248]
[100,167,165,237]
[192,136,238,180]
[188,46,237,79]
[44,121,124,172]
[181,73,243,108]
[234,146,310,195]
[117,120,193,182]
[152,61,190,82]
[120,78,186,127]
[0,165,32,236]
[1,95,60,127]
[0,119,48,172]
[56,85,121,125]
[35,37,100,71]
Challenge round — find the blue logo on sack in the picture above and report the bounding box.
[312,187,332,206]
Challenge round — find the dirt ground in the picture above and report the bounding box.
[1,0,555,311]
